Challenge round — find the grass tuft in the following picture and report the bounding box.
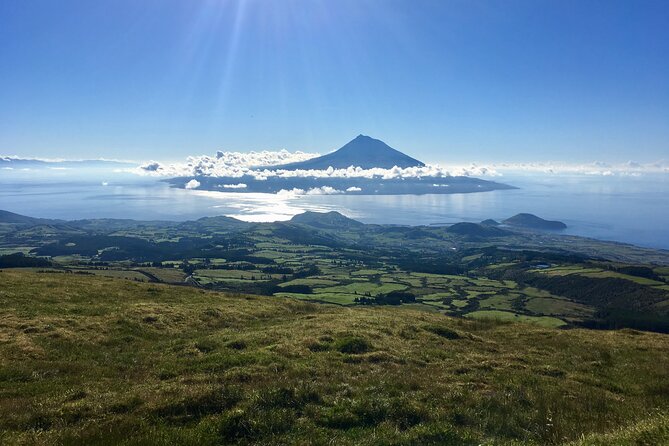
[335,336,373,354]
[424,324,462,339]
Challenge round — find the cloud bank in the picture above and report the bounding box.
[136,150,319,178]
[488,160,669,176]
[5,151,667,180]
[134,150,502,181]
[134,150,669,182]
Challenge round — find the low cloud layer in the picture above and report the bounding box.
[134,150,500,180]
[4,152,668,179]
[1,155,134,164]
[134,150,669,182]
[489,160,669,176]
[276,187,345,196]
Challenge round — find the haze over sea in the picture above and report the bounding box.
[2,168,668,250]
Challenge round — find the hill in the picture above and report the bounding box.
[179,215,251,232]
[0,270,668,445]
[290,211,364,229]
[446,222,509,237]
[273,135,425,170]
[503,213,567,230]
[0,209,51,225]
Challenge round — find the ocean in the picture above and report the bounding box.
[1,168,668,250]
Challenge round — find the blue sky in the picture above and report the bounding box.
[1,0,668,163]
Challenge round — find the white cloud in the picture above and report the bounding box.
[184,179,201,189]
[220,183,247,189]
[305,186,344,195]
[274,186,344,196]
[136,150,319,177]
[346,186,362,192]
[277,188,306,197]
[135,158,491,181]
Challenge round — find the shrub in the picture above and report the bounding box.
[153,386,242,421]
[194,339,219,353]
[399,423,479,445]
[0,252,51,268]
[254,385,321,411]
[335,336,372,354]
[306,340,330,352]
[373,290,417,305]
[388,398,430,429]
[316,405,362,429]
[425,325,462,339]
[226,340,247,350]
[218,408,295,442]
[109,395,143,414]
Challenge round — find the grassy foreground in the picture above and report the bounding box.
[1,270,668,445]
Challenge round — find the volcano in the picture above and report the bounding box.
[273,135,425,170]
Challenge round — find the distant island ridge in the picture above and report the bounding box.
[0,209,566,234]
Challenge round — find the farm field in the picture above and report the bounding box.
[2,210,668,332]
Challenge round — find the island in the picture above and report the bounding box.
[503,213,567,230]
[166,135,516,195]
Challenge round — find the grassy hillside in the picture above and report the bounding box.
[1,270,668,445]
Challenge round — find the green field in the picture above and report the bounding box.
[525,297,594,317]
[540,265,666,286]
[4,239,666,330]
[278,278,340,288]
[478,294,516,311]
[1,210,667,338]
[316,282,408,296]
[76,269,150,282]
[465,310,568,328]
[136,267,187,284]
[1,271,668,445]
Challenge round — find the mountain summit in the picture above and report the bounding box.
[274,135,425,170]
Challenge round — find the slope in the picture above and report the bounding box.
[1,270,668,445]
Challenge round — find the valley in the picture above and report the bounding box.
[2,209,668,333]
